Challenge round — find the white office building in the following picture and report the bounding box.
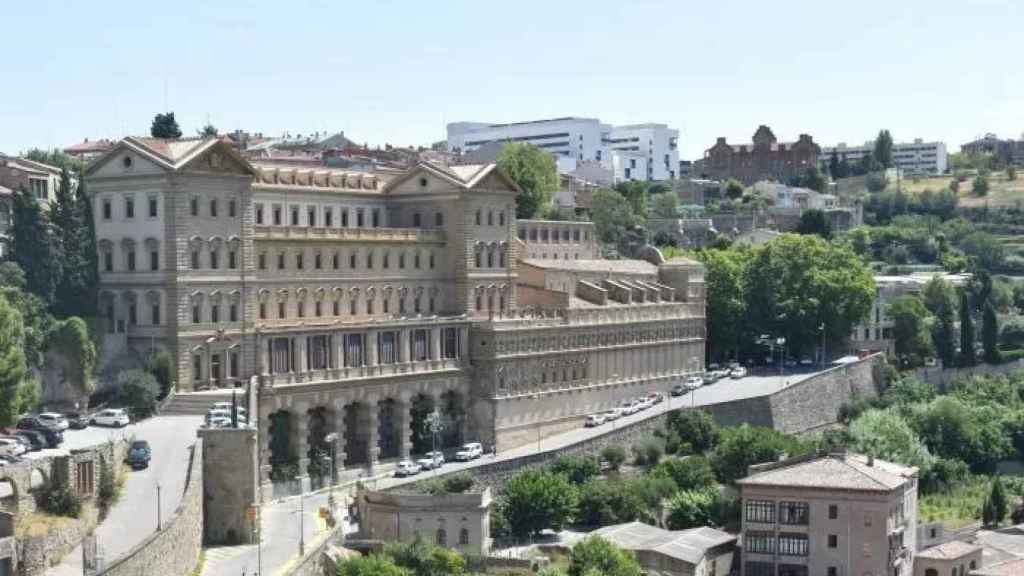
[446,118,679,182]
[820,138,948,176]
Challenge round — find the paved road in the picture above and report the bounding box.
[47,415,204,576]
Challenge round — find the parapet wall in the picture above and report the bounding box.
[98,439,203,576]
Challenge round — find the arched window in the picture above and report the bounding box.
[486,248,494,268]
[499,247,506,268]
[487,210,493,226]
[474,248,482,268]
[435,212,444,227]
[475,209,481,226]
[499,210,505,226]
[436,529,446,547]
[459,528,469,546]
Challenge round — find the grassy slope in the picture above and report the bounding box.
[896,171,1024,208]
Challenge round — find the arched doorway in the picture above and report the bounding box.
[306,407,334,482]
[344,403,370,467]
[268,410,296,481]
[439,390,465,449]
[409,394,436,455]
[377,399,401,460]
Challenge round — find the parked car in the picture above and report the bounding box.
[649,393,664,404]
[127,440,151,469]
[0,438,24,459]
[212,402,247,417]
[670,383,686,397]
[602,409,621,422]
[799,358,814,367]
[206,416,232,428]
[708,363,721,371]
[417,451,445,470]
[394,460,422,477]
[37,413,69,431]
[455,442,483,461]
[17,416,51,431]
[730,366,748,379]
[585,413,605,427]
[64,412,90,429]
[36,428,63,448]
[685,376,703,390]
[13,430,45,451]
[91,409,130,428]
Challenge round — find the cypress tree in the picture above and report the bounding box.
[991,476,1008,525]
[9,187,61,306]
[983,300,1000,364]
[959,291,976,366]
[0,296,29,426]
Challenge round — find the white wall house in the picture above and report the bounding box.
[447,118,679,183]
[820,138,948,175]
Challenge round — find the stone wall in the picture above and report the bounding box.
[199,427,258,545]
[910,359,1024,392]
[98,439,203,576]
[17,507,98,576]
[281,526,341,576]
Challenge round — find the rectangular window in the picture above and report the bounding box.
[256,204,264,224]
[290,206,299,226]
[332,252,339,269]
[443,327,458,359]
[104,252,113,272]
[102,198,112,220]
[341,209,349,227]
[229,199,237,218]
[412,329,428,361]
[307,206,316,227]
[192,305,200,324]
[372,208,380,227]
[379,331,397,364]
[779,502,809,525]
[229,250,237,269]
[345,333,363,366]
[309,335,329,370]
[828,534,838,548]
[745,563,774,576]
[259,302,266,319]
[193,355,202,381]
[296,301,304,318]
[356,209,364,228]
[744,531,774,554]
[277,253,285,270]
[296,253,304,270]
[315,253,322,270]
[126,251,135,271]
[366,252,373,269]
[778,533,809,557]
[190,197,199,217]
[151,303,160,325]
[350,300,356,315]
[366,299,374,315]
[150,251,158,271]
[210,250,219,270]
[315,300,322,317]
[278,302,286,319]
[429,252,435,268]
[230,303,238,322]
[273,205,282,225]
[745,499,775,524]
[258,253,267,270]
[829,504,838,519]
[350,253,357,269]
[270,338,290,373]
[333,301,339,316]
[128,303,136,325]
[125,196,135,218]
[324,207,333,228]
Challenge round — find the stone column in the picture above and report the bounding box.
[334,400,347,477]
[430,327,442,361]
[328,334,337,370]
[259,410,273,486]
[399,329,410,363]
[295,407,310,479]
[366,331,378,366]
[397,396,412,459]
[296,336,308,373]
[459,326,469,359]
[367,398,381,471]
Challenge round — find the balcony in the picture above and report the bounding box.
[254,226,446,244]
[260,358,462,388]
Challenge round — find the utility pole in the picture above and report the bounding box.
[298,491,305,557]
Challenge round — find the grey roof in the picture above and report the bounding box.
[590,521,735,565]
[736,453,915,492]
[972,557,1024,576]
[521,258,657,275]
[916,540,981,560]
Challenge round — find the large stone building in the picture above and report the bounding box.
[737,451,918,576]
[702,126,821,185]
[85,136,706,490]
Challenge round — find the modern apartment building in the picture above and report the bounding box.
[737,452,918,576]
[820,139,948,176]
[446,117,680,181]
[85,136,706,490]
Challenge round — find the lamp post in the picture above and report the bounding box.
[298,490,305,557]
[819,323,827,369]
[324,432,338,487]
[424,409,444,477]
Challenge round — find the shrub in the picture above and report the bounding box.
[575,479,645,527]
[423,473,474,496]
[653,456,717,491]
[600,445,626,471]
[38,483,82,518]
[115,369,159,420]
[711,424,810,483]
[549,456,600,485]
[568,536,643,576]
[665,410,720,453]
[146,350,175,399]
[386,533,466,576]
[632,438,664,467]
[98,456,116,518]
[337,554,409,576]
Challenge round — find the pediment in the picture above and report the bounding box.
[87,143,167,178]
[181,145,254,176]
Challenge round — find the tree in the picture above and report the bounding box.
[47,317,97,399]
[666,409,720,453]
[913,396,1011,473]
[744,234,875,357]
[590,188,637,247]
[568,536,643,576]
[52,169,97,317]
[795,209,832,239]
[386,535,466,576]
[960,232,1004,272]
[615,181,649,217]
[865,172,887,193]
[198,123,218,137]
[115,369,159,420]
[601,445,626,471]
[654,456,717,491]
[697,249,749,361]
[990,476,1009,525]
[337,554,409,576]
[23,148,83,172]
[847,409,935,475]
[665,488,720,529]
[873,130,894,169]
[9,187,62,306]
[497,142,558,219]
[828,151,841,179]
[499,470,577,537]
[575,479,646,527]
[0,297,31,426]
[922,276,956,316]
[888,295,932,366]
[983,300,1000,364]
[973,174,990,196]
[650,192,679,219]
[794,165,827,192]
[960,291,976,367]
[710,424,808,483]
[150,112,182,139]
[549,456,600,485]
[724,179,744,200]
[1009,166,1017,181]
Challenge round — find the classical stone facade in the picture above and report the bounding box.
[87,136,706,488]
[702,125,821,185]
[357,487,492,554]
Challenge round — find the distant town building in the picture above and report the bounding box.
[0,155,74,258]
[820,139,948,176]
[914,541,982,576]
[64,138,114,161]
[960,133,1024,166]
[678,159,693,178]
[737,451,918,576]
[702,125,821,185]
[355,486,493,555]
[446,117,680,182]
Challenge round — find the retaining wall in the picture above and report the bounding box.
[910,359,1024,391]
[97,439,204,576]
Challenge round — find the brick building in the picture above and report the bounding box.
[702,125,821,185]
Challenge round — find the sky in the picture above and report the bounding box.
[2,0,1022,159]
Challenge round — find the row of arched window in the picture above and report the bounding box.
[99,238,165,273]
[474,242,508,269]
[473,284,508,313]
[257,247,437,273]
[474,208,506,227]
[253,285,441,322]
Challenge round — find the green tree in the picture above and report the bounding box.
[873,130,894,169]
[0,297,31,426]
[983,300,1000,364]
[500,470,577,537]
[744,234,875,356]
[653,456,717,491]
[337,554,409,576]
[847,409,935,475]
[828,151,841,179]
[575,479,646,527]
[23,148,83,172]
[650,192,679,218]
[960,291,976,367]
[973,174,990,196]
[666,409,720,453]
[54,172,98,317]
[198,123,218,137]
[795,209,832,239]
[150,112,182,139]
[601,445,627,471]
[724,179,744,200]
[115,369,159,420]
[665,488,720,530]
[47,317,97,399]
[0,264,56,368]
[710,424,809,483]
[922,276,956,316]
[794,165,827,192]
[615,181,649,218]
[497,142,558,219]
[549,456,600,485]
[960,232,1005,271]
[590,188,637,246]
[697,249,749,361]
[913,396,1011,473]
[889,295,932,366]
[9,187,62,306]
[991,476,1009,525]
[568,536,643,576]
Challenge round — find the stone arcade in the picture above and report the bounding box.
[85,136,705,488]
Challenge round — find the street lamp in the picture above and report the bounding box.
[324,432,339,487]
[423,409,444,477]
[819,323,827,369]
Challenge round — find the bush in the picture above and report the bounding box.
[568,536,643,576]
[600,445,626,471]
[866,172,887,192]
[665,410,720,453]
[98,456,116,518]
[423,473,474,496]
[386,533,465,576]
[38,483,82,518]
[632,438,664,467]
[337,554,409,576]
[500,471,577,537]
[575,479,646,527]
[146,350,175,399]
[711,424,810,483]
[549,456,600,485]
[653,456,717,491]
[665,488,718,530]
[115,369,159,420]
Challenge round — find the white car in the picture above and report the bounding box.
[602,409,621,422]
[685,376,703,390]
[37,413,69,431]
[0,438,25,458]
[394,460,422,477]
[212,402,247,416]
[417,451,445,470]
[91,409,130,428]
[455,442,483,461]
[206,416,232,428]
[585,414,606,427]
[730,366,748,379]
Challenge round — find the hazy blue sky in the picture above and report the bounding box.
[2,0,1021,159]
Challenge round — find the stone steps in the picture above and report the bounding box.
[160,391,239,416]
